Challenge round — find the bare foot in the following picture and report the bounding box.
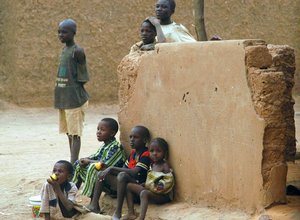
[121,213,137,220]
[112,213,120,220]
[112,213,121,220]
[84,204,101,214]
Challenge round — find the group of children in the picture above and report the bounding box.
[43,0,198,219]
[130,0,196,53]
[54,0,196,173]
[40,119,174,220]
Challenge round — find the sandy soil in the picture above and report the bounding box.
[0,104,118,220]
[0,104,299,220]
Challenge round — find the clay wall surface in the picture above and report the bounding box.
[118,40,295,212]
[0,0,299,106]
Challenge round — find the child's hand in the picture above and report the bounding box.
[210,35,222,41]
[47,178,60,192]
[79,158,90,167]
[153,176,164,184]
[147,16,160,26]
[156,181,164,191]
[98,167,111,182]
[140,44,155,51]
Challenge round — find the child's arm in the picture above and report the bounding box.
[79,158,93,167]
[162,162,171,173]
[47,179,75,211]
[156,162,174,192]
[98,166,142,181]
[148,16,166,43]
[74,47,86,64]
[79,147,104,166]
[74,47,89,83]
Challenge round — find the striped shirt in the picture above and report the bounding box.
[72,138,126,197]
[88,138,125,167]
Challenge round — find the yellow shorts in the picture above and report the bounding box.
[59,101,88,136]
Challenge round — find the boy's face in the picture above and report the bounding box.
[155,0,173,20]
[140,22,156,45]
[96,121,115,142]
[53,163,69,184]
[129,127,146,150]
[58,24,75,43]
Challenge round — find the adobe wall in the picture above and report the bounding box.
[117,40,295,212]
[0,0,299,107]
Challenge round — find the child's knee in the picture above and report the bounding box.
[139,190,150,200]
[126,183,132,190]
[117,171,128,182]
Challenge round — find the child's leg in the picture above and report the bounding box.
[139,190,170,220]
[123,183,145,220]
[87,173,117,213]
[81,163,98,197]
[72,160,85,189]
[113,172,137,219]
[125,186,136,218]
[69,135,81,164]
[67,133,72,150]
[86,175,105,213]
[44,213,50,220]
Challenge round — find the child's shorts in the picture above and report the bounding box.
[59,101,88,136]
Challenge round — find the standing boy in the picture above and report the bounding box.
[55,19,89,164]
[155,0,196,42]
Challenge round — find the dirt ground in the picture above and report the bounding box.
[0,103,299,220]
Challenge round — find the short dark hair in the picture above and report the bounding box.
[101,118,119,133]
[135,125,151,142]
[59,19,77,33]
[56,160,73,175]
[168,0,176,13]
[151,137,169,159]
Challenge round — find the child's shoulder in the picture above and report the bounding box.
[73,44,86,63]
[141,148,150,157]
[174,23,189,32]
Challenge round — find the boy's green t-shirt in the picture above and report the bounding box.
[54,44,89,109]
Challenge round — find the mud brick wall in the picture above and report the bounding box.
[117,40,295,212]
[246,43,296,206]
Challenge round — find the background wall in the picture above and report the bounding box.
[0,0,299,106]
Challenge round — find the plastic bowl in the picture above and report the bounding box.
[29,195,42,218]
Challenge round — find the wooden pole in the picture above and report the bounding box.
[194,0,208,41]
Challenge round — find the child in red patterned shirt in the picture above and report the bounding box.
[86,125,151,215]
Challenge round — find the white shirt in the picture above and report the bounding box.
[160,22,196,42]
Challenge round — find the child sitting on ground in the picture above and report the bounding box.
[118,138,174,220]
[40,160,78,220]
[86,126,152,215]
[130,17,166,53]
[72,118,126,198]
